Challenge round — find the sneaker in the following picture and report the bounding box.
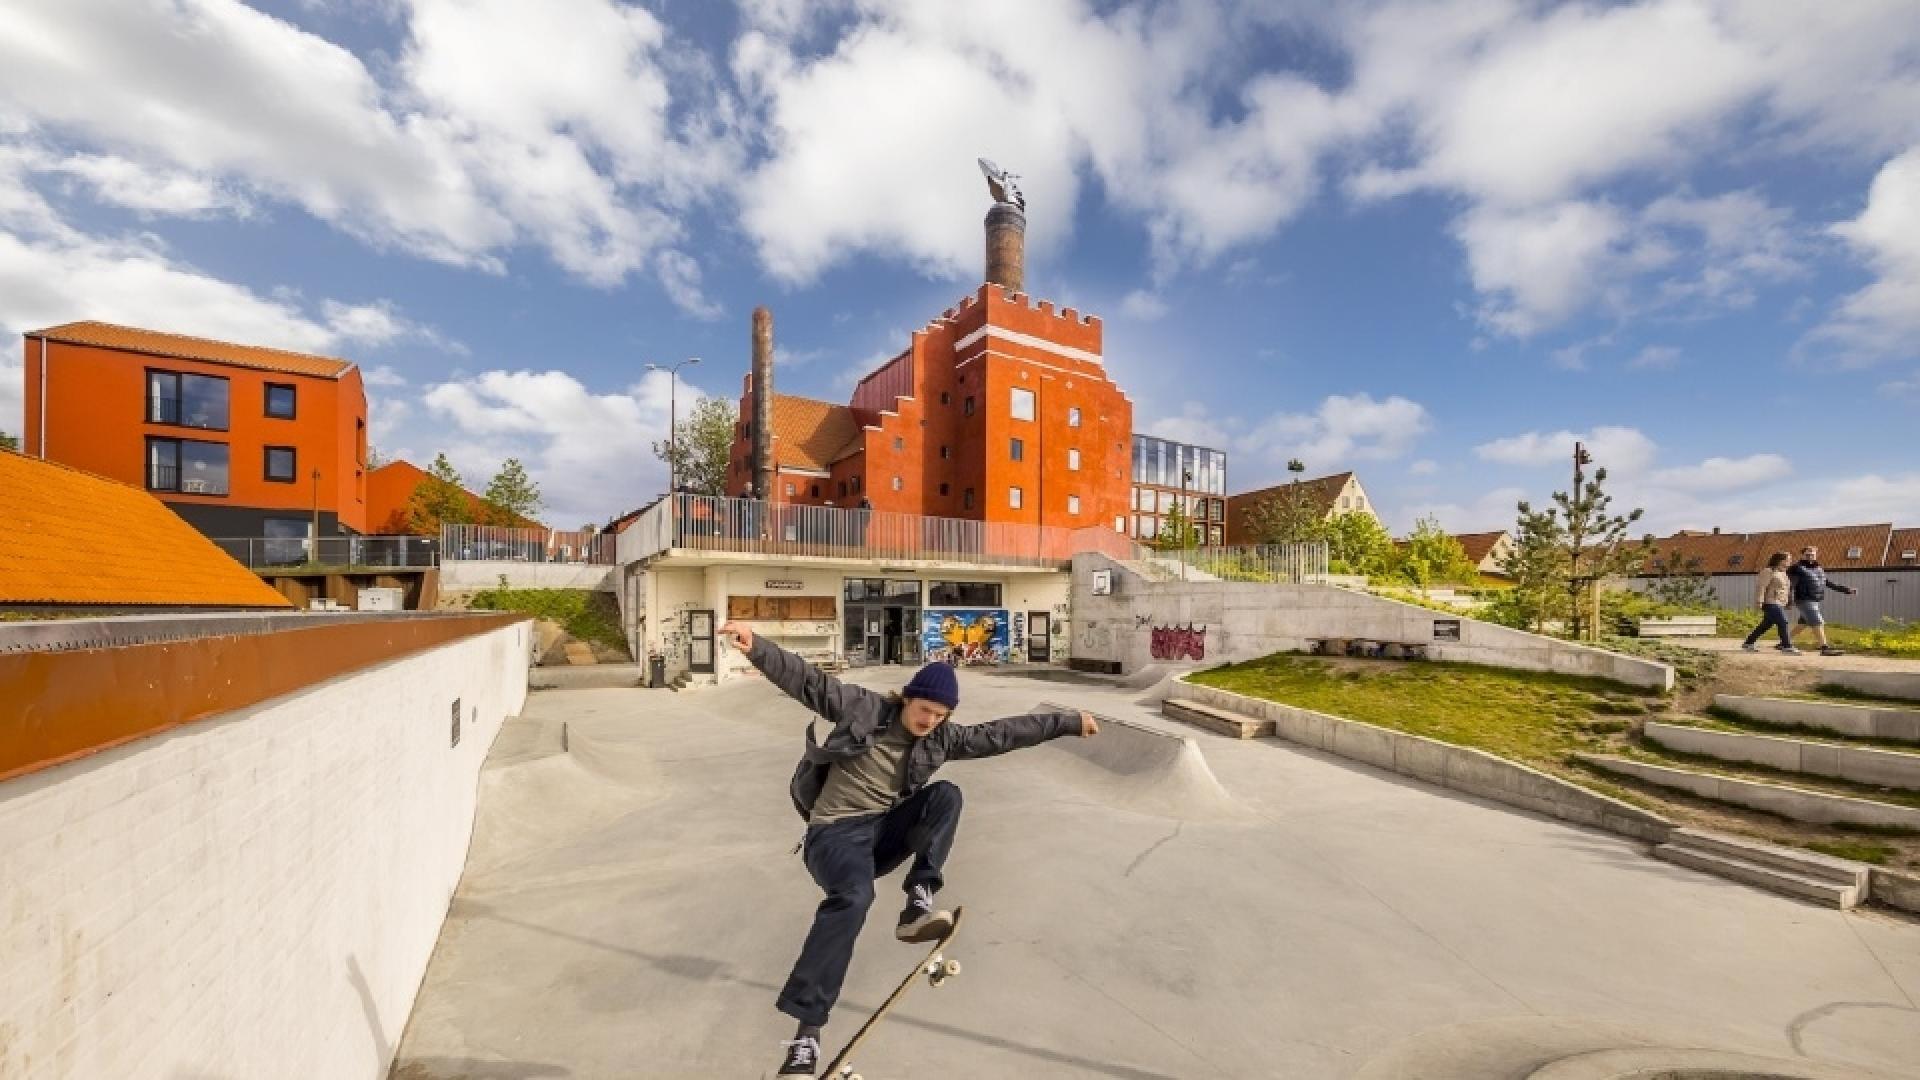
[1741,642,1759,652]
[896,883,954,943]
[1777,645,1803,655]
[1821,646,1845,656]
[777,1035,821,1077]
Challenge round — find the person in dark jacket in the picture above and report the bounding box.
[1787,545,1856,656]
[720,620,1097,1078]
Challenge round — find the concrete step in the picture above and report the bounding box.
[1575,753,1920,830]
[1713,694,1920,744]
[1643,720,1920,791]
[1654,844,1863,909]
[1162,698,1274,740]
[1821,669,1920,704]
[1661,827,1868,889]
[529,664,642,690]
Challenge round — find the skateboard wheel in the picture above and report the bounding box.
[939,959,961,978]
[928,973,947,988]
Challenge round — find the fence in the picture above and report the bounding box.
[617,495,1141,568]
[1625,569,1920,629]
[440,525,616,565]
[215,535,439,570]
[1155,543,1331,583]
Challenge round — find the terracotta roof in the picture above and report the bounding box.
[1646,524,1897,573]
[1225,472,1354,544]
[770,393,865,471]
[27,320,354,379]
[1891,529,1920,565]
[1449,531,1509,565]
[0,450,293,608]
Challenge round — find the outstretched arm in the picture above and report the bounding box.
[722,621,884,728]
[943,709,1098,761]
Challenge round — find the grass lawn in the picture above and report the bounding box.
[1816,623,1920,660]
[1187,653,1659,769]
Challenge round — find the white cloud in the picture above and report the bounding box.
[1648,453,1790,493]
[0,349,22,440]
[1474,425,1658,474]
[1804,145,1920,366]
[1243,393,1430,471]
[1643,472,1920,535]
[38,151,253,218]
[363,365,410,388]
[1882,370,1920,398]
[1119,290,1168,321]
[1393,485,1529,535]
[1629,345,1683,370]
[1144,401,1233,449]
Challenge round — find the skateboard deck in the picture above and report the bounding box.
[819,906,965,1080]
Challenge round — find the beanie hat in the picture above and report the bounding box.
[902,661,960,709]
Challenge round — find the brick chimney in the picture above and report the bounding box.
[985,203,1026,292]
[751,306,773,500]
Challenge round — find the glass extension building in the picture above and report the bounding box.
[1129,434,1227,545]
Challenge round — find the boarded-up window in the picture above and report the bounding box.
[729,595,837,621]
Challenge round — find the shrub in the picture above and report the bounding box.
[469,587,629,656]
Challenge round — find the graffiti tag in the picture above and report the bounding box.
[1149,624,1207,662]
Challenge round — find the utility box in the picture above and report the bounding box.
[357,587,405,612]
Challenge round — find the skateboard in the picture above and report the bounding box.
[818,906,965,1080]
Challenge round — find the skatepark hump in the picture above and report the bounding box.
[1031,701,1248,822]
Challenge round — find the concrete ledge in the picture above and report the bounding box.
[1170,678,1674,843]
[1162,698,1274,739]
[1577,754,1920,830]
[1714,694,1920,743]
[529,664,643,689]
[1871,866,1920,915]
[1822,670,1920,704]
[1644,721,1920,791]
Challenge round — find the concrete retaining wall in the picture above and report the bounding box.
[1643,722,1920,791]
[0,623,529,1078]
[1821,670,1920,704]
[1577,755,1920,830]
[1872,867,1920,914]
[1168,679,1674,843]
[1071,554,1672,691]
[440,559,617,592]
[1714,695,1920,742]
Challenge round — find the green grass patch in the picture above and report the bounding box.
[1620,740,1920,810]
[1804,839,1894,865]
[1188,653,1658,767]
[1810,682,1920,707]
[469,586,627,657]
[1817,621,1920,660]
[1595,635,1718,686]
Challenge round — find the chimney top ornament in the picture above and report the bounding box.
[977,157,1025,211]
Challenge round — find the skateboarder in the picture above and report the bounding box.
[717,621,1098,1078]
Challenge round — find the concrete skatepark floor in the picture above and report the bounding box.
[390,669,1920,1079]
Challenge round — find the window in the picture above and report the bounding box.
[1139,516,1159,540]
[146,437,230,495]
[1067,448,1080,471]
[146,370,230,430]
[852,475,862,492]
[1067,494,1081,515]
[1009,486,1023,509]
[1212,498,1225,520]
[839,481,848,497]
[1115,515,1126,533]
[940,445,950,460]
[1210,525,1224,546]
[1728,554,1745,568]
[1157,490,1175,513]
[964,396,975,416]
[1067,406,1081,428]
[1010,437,1024,462]
[964,488,975,510]
[928,581,1002,607]
[940,391,950,405]
[1846,546,1863,559]
[894,436,905,451]
[1010,387,1035,421]
[810,484,820,498]
[1339,496,1350,510]
[265,383,296,419]
[785,482,796,496]
[262,518,309,565]
[892,475,902,491]
[939,482,949,496]
[1902,549,1917,561]
[265,445,297,483]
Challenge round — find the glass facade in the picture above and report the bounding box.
[1128,434,1228,543]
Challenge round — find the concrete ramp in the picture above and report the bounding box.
[1032,703,1247,822]
[464,717,666,880]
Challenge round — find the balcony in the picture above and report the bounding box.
[215,535,440,571]
[616,494,1143,570]
[440,525,617,565]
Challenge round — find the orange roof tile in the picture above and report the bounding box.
[770,393,865,471]
[1225,472,1355,544]
[1891,529,1920,565]
[1647,524,1896,572]
[0,450,293,608]
[28,320,354,379]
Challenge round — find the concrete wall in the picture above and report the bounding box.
[439,559,616,592]
[0,623,528,1079]
[1626,568,1920,628]
[1071,554,1673,691]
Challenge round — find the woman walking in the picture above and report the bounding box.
[1742,551,1799,654]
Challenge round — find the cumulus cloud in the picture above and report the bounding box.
[1474,425,1658,474]
[1803,145,1920,366]
[1648,453,1791,492]
[1119,290,1169,321]
[1144,393,1430,486]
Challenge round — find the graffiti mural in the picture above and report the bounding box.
[922,609,1010,666]
[1149,624,1207,662]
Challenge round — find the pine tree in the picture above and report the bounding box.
[481,457,542,526]
[1497,501,1570,633]
[1556,446,1648,640]
[651,396,737,496]
[1647,544,1715,608]
[408,452,472,534]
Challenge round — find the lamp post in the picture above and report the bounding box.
[1181,467,1193,581]
[646,357,701,530]
[310,467,321,565]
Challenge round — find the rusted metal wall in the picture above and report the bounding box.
[0,612,524,783]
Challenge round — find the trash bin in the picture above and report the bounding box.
[648,652,666,688]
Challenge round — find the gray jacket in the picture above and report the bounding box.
[744,636,1083,821]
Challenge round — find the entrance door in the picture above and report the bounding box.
[1028,612,1051,662]
[688,609,716,674]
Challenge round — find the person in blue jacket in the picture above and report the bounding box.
[1787,545,1856,656]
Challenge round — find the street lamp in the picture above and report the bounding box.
[310,467,322,563]
[646,357,701,507]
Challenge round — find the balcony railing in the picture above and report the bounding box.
[215,535,440,570]
[1155,543,1331,583]
[618,494,1148,569]
[440,525,617,565]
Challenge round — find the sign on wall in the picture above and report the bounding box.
[922,609,1010,666]
[765,579,804,590]
[1433,619,1461,642]
[1090,569,1113,596]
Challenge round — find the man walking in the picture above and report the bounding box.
[718,620,1098,1078]
[1787,545,1856,657]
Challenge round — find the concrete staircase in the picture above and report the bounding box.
[1652,828,1868,909]
[1162,698,1274,739]
[1712,693,1920,743]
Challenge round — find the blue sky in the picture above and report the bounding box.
[1,0,1916,534]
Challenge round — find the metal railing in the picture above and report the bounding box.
[440,524,617,565]
[619,494,1133,568]
[215,535,439,570]
[1152,543,1331,583]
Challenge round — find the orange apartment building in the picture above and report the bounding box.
[725,289,1134,535]
[22,321,369,541]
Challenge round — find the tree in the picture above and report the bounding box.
[0,431,17,452]
[652,396,736,496]
[1154,499,1200,551]
[408,452,472,534]
[367,445,390,469]
[481,457,542,526]
[1646,544,1715,609]
[1246,459,1326,545]
[1496,500,1571,633]
[1394,516,1479,585]
[1323,511,1395,577]
[1556,445,1648,640]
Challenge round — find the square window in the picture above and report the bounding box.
[810,484,820,497]
[1067,494,1081,515]
[1009,486,1023,509]
[265,445,297,482]
[1067,448,1080,470]
[265,383,296,419]
[939,482,950,496]
[892,475,902,491]
[1010,437,1024,461]
[1068,407,1081,428]
[1010,387,1035,421]
[1114,515,1125,533]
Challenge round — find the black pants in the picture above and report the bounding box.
[1744,603,1791,648]
[776,780,963,1027]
